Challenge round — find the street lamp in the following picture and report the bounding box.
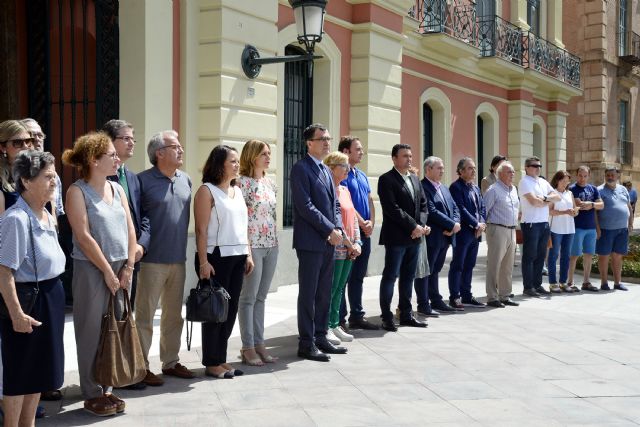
[241,0,328,79]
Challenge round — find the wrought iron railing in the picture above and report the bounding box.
[618,31,640,64]
[522,32,581,89]
[619,139,633,165]
[477,15,523,65]
[409,1,581,89]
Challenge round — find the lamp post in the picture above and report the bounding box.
[241,0,328,79]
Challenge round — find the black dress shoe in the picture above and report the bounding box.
[399,316,427,328]
[381,318,398,332]
[297,345,331,362]
[417,308,440,318]
[431,301,456,312]
[348,317,380,330]
[523,288,540,297]
[486,300,505,308]
[316,339,348,354]
[501,299,519,306]
[462,297,486,307]
[535,286,551,295]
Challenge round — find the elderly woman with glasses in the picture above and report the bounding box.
[0,120,35,214]
[0,151,66,426]
[63,132,137,417]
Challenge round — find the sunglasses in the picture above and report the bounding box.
[3,138,35,149]
[527,164,542,168]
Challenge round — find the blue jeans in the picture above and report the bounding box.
[548,232,574,284]
[379,243,420,322]
[521,222,550,290]
[339,235,371,323]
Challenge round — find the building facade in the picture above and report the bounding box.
[0,0,581,288]
[564,0,640,185]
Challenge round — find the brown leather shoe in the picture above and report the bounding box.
[104,393,125,413]
[162,362,195,379]
[84,397,117,417]
[143,369,165,386]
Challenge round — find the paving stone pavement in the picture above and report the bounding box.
[37,241,640,427]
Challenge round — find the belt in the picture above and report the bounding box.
[487,223,516,229]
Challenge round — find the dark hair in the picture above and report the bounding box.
[524,156,541,167]
[489,155,507,173]
[338,135,359,152]
[391,144,411,158]
[456,157,473,175]
[102,119,134,141]
[202,145,237,186]
[13,150,56,194]
[550,170,571,189]
[303,123,327,142]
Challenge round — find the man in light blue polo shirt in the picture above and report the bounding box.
[338,136,378,331]
[596,167,633,291]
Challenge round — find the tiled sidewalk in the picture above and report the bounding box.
[38,241,640,426]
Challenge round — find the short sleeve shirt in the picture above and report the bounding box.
[0,197,66,282]
[597,184,630,230]
[519,175,553,223]
[569,183,600,229]
[138,167,192,263]
[341,167,371,221]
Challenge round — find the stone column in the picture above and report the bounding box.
[547,111,568,174]
[507,100,534,182]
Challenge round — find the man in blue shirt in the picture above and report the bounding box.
[623,180,637,216]
[596,167,633,291]
[338,136,378,330]
[567,165,603,292]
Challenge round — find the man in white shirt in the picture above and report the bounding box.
[518,156,561,297]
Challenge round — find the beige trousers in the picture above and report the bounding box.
[485,224,516,302]
[135,262,186,370]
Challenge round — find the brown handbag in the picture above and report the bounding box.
[94,289,146,388]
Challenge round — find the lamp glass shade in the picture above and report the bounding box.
[293,4,325,45]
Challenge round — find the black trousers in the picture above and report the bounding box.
[194,248,246,366]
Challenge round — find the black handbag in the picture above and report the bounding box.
[185,277,230,350]
[0,213,40,320]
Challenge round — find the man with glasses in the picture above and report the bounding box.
[291,123,347,362]
[519,156,561,297]
[103,120,150,314]
[136,130,195,385]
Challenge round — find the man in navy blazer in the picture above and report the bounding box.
[103,120,150,310]
[377,144,430,332]
[415,156,460,315]
[448,158,486,309]
[291,123,346,362]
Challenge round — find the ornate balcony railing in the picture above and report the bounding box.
[412,0,476,45]
[619,139,633,165]
[477,15,523,65]
[522,32,580,88]
[409,1,581,89]
[618,31,640,66]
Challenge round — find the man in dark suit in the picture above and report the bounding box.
[448,157,486,309]
[291,123,346,362]
[103,120,150,310]
[378,144,430,332]
[415,156,460,315]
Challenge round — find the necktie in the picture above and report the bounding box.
[319,163,330,188]
[118,166,130,199]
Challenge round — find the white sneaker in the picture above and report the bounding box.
[325,329,341,345]
[332,326,354,342]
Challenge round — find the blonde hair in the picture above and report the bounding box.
[240,139,269,178]
[62,131,112,179]
[0,120,30,192]
[323,151,349,168]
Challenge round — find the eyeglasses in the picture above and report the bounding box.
[527,164,542,168]
[333,163,349,169]
[103,151,119,159]
[3,138,35,149]
[310,137,332,142]
[31,132,46,140]
[158,144,184,152]
[115,136,136,143]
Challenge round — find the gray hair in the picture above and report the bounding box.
[13,150,55,194]
[423,156,443,171]
[456,157,473,175]
[496,161,514,174]
[147,130,178,165]
[102,119,134,141]
[604,166,620,174]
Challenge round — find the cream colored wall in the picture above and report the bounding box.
[119,0,174,173]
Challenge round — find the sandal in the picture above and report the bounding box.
[84,397,117,417]
[240,349,264,366]
[104,393,125,413]
[549,284,562,293]
[559,283,573,293]
[569,285,580,292]
[581,282,599,292]
[255,346,279,363]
